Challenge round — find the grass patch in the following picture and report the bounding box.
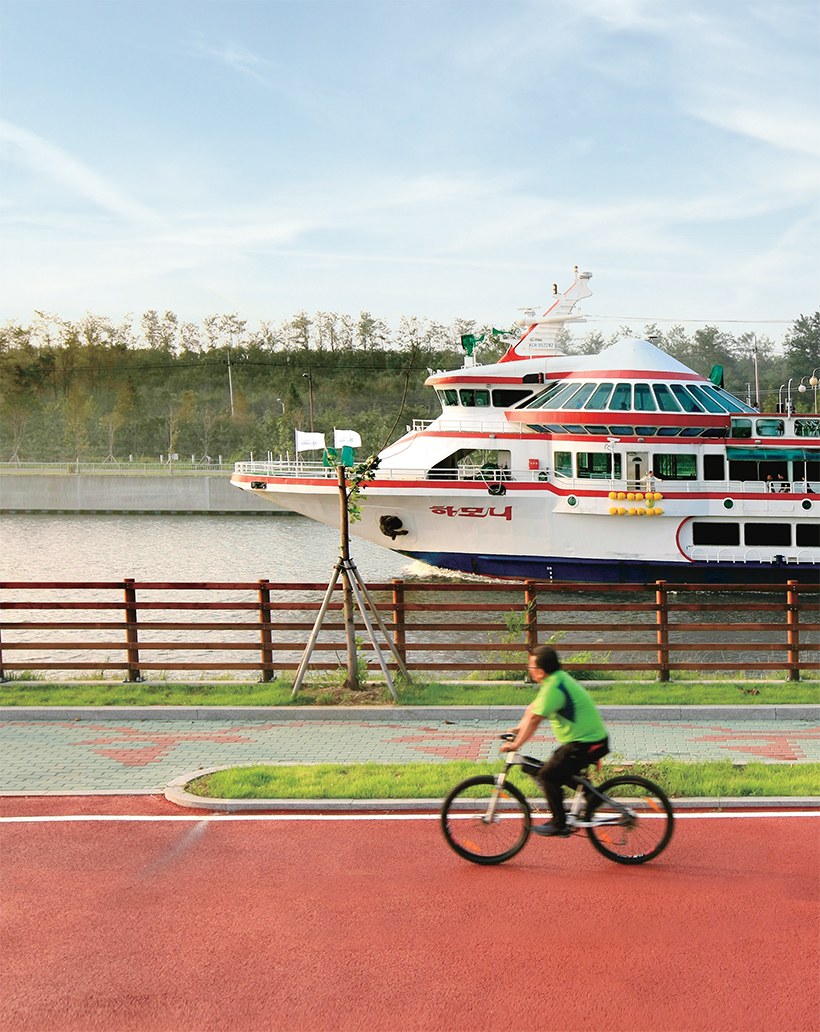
[0,678,817,707]
[187,759,820,801]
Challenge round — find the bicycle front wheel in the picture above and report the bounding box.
[585,775,674,865]
[440,776,531,865]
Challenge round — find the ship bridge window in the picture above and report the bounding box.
[609,425,634,436]
[680,427,707,437]
[608,383,632,411]
[561,425,588,434]
[459,388,490,407]
[554,451,572,477]
[577,452,621,478]
[712,387,757,414]
[633,384,656,411]
[745,523,791,547]
[539,383,585,409]
[657,427,682,436]
[586,425,609,435]
[695,385,735,413]
[731,419,752,439]
[525,381,565,408]
[693,523,740,546]
[584,383,614,409]
[670,385,704,412]
[701,427,729,438]
[795,418,820,438]
[635,426,658,437]
[756,419,784,437]
[561,383,598,409]
[492,388,531,407]
[656,454,697,479]
[437,389,459,406]
[686,384,727,413]
[652,385,682,412]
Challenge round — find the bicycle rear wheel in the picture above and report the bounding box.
[585,775,674,865]
[440,776,531,865]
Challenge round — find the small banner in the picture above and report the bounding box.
[334,429,362,449]
[295,430,326,453]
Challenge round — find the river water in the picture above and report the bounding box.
[0,514,813,679]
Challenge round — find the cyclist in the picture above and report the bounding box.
[500,645,609,837]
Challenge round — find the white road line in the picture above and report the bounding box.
[1,811,818,824]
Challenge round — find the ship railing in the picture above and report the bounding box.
[687,547,816,565]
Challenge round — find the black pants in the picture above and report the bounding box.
[536,737,609,828]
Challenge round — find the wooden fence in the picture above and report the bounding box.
[0,579,817,683]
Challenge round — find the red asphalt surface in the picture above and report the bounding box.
[1,796,818,1032]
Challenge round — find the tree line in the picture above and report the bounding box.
[0,306,817,464]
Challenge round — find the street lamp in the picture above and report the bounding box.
[798,369,819,414]
[778,384,786,414]
[276,398,285,414]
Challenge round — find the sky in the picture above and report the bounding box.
[1,0,818,345]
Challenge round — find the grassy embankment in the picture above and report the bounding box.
[188,759,820,801]
[1,677,817,708]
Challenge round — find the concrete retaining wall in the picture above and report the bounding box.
[0,475,288,514]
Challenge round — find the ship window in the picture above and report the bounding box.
[745,523,791,547]
[609,425,634,436]
[633,384,656,411]
[756,419,784,437]
[561,425,587,434]
[540,383,585,409]
[587,425,609,435]
[795,419,820,438]
[657,427,682,436]
[584,383,614,409]
[635,426,658,436]
[680,427,706,437]
[561,383,598,410]
[554,451,572,477]
[460,388,490,407]
[731,419,752,438]
[701,427,728,438]
[577,452,620,478]
[656,454,697,479]
[685,384,726,413]
[608,383,632,411]
[692,523,740,546]
[703,454,725,480]
[670,385,704,412]
[439,389,459,406]
[797,524,820,548]
[492,388,531,407]
[653,385,682,412]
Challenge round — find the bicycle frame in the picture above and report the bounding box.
[491,751,636,830]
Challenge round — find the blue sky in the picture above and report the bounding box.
[1,0,818,344]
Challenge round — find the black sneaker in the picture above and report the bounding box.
[531,822,572,838]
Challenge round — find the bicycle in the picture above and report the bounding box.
[440,735,674,866]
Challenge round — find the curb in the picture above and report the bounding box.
[1,704,819,722]
[165,768,820,814]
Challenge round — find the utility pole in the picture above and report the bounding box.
[303,370,314,431]
[227,347,235,417]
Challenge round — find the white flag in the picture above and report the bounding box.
[334,429,362,449]
[295,430,326,453]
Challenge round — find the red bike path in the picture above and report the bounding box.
[1,796,818,1032]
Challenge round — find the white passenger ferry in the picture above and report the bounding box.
[232,271,819,583]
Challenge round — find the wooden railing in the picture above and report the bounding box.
[0,580,817,683]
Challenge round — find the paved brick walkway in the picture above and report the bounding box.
[1,710,818,794]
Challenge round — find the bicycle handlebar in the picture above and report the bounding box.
[499,733,517,742]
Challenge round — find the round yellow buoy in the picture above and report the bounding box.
[618,508,626,515]
[627,508,637,515]
[654,493,663,501]
[635,492,643,500]
[627,493,635,500]
[609,507,618,515]
[609,492,617,499]
[617,492,626,500]
[636,508,646,515]
[654,508,663,515]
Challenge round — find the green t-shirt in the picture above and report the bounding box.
[530,669,608,744]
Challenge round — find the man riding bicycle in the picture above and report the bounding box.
[500,645,609,837]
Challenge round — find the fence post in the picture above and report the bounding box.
[258,578,274,682]
[0,621,5,683]
[524,580,539,653]
[786,580,800,682]
[123,578,140,682]
[655,580,670,682]
[392,579,406,667]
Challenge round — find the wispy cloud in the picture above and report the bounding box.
[188,38,272,85]
[0,120,160,225]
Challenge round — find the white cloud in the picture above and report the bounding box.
[0,120,161,225]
